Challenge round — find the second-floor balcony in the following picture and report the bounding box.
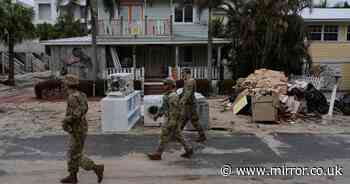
[97,17,172,37]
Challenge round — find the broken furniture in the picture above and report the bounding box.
[252,94,280,122]
[101,91,141,132]
[101,73,140,132]
[107,73,134,97]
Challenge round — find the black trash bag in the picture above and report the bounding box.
[304,83,329,114]
[337,94,350,115]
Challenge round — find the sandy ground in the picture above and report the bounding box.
[1,86,350,139]
[208,99,350,136]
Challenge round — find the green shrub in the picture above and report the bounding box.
[35,79,106,99]
[34,79,63,99]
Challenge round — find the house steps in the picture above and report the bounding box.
[144,78,165,95]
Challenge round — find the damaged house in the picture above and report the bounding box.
[41,0,230,94]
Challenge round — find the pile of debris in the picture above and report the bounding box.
[225,69,346,124]
[241,69,288,96]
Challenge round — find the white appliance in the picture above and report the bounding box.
[143,95,165,127]
[143,91,209,130]
[101,91,141,132]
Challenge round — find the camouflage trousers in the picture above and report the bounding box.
[180,105,205,136]
[158,120,192,153]
[67,132,96,173]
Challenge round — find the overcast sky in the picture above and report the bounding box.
[16,0,350,7]
[18,0,34,6]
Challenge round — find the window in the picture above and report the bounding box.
[347,26,350,41]
[38,4,51,20]
[174,0,193,23]
[324,25,338,41]
[308,25,322,41]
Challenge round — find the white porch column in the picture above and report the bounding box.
[217,46,222,67]
[175,46,179,80]
[217,46,222,80]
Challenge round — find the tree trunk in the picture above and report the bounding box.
[8,33,15,86]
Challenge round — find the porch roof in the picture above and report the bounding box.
[301,8,350,22]
[40,35,231,46]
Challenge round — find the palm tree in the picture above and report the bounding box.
[223,0,313,78]
[56,0,118,81]
[0,0,35,86]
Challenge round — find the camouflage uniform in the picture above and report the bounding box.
[157,91,192,153]
[63,90,97,173]
[61,74,104,183]
[180,78,206,139]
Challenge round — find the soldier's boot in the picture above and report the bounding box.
[181,148,193,159]
[60,172,78,184]
[93,164,104,183]
[147,148,163,160]
[196,132,207,143]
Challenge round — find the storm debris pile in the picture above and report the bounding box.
[241,69,288,96]
[227,69,336,124]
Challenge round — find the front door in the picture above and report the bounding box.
[119,5,144,35]
[145,46,171,79]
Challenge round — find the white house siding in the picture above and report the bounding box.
[0,39,45,53]
[145,0,171,19]
[97,0,209,38]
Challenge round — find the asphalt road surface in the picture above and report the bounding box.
[0,133,350,184]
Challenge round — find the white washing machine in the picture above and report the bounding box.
[143,91,209,130]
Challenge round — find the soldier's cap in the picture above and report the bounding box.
[63,74,79,86]
[182,68,191,74]
[163,78,175,86]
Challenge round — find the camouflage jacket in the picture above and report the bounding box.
[180,78,196,105]
[62,90,89,134]
[158,91,181,122]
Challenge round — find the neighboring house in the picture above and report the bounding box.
[302,8,350,90]
[41,0,230,92]
[0,0,47,74]
[33,0,89,25]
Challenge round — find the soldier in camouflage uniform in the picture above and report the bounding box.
[148,79,193,160]
[180,68,207,142]
[60,74,104,184]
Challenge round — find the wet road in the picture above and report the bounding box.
[1,133,350,184]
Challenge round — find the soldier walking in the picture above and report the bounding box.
[61,74,104,183]
[180,68,207,142]
[148,79,193,160]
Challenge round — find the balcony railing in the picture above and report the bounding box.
[98,17,172,37]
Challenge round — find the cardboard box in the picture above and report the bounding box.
[252,94,279,122]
